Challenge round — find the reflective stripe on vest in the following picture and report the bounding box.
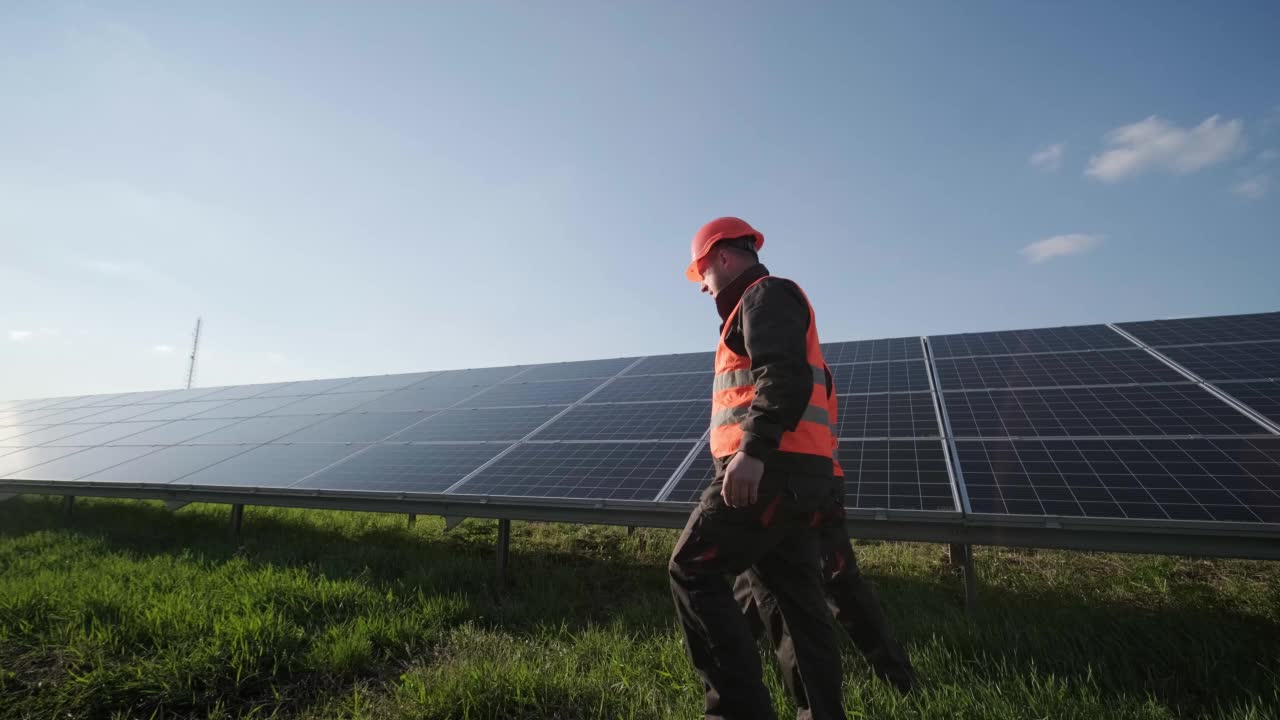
[709,276,843,477]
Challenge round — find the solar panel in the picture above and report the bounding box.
[5,446,160,481]
[296,443,506,493]
[1159,341,1280,382]
[821,337,923,364]
[933,349,1186,391]
[955,438,1280,524]
[194,383,291,402]
[126,401,233,422]
[333,372,437,394]
[832,361,932,394]
[189,395,308,419]
[184,415,332,445]
[1217,381,1280,426]
[661,452,716,504]
[0,425,49,443]
[452,442,693,501]
[943,384,1271,438]
[425,366,526,387]
[275,412,431,443]
[259,391,390,416]
[836,392,940,439]
[533,401,710,441]
[66,404,164,423]
[180,443,369,488]
[458,379,604,408]
[354,386,491,413]
[40,421,170,447]
[30,407,118,425]
[623,353,714,376]
[387,406,562,442]
[127,387,221,405]
[838,440,958,512]
[0,446,92,477]
[77,445,253,484]
[50,395,124,409]
[929,325,1134,359]
[104,419,237,445]
[587,373,710,403]
[256,378,361,398]
[515,358,637,382]
[1118,312,1280,347]
[3,423,107,446]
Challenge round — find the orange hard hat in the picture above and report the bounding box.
[685,216,765,281]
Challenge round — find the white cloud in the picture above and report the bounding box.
[1232,175,1270,199]
[1260,149,1279,163]
[153,344,176,354]
[1020,234,1103,264]
[1030,143,1065,172]
[1085,115,1245,182]
[9,330,34,342]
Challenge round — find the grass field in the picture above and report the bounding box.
[0,496,1277,719]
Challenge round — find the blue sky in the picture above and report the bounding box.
[2,1,1277,400]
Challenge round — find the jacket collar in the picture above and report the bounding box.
[715,263,769,322]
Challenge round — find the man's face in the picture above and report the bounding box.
[698,249,729,297]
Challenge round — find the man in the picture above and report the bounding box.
[669,216,847,720]
[734,505,919,694]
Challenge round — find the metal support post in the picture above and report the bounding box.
[949,543,978,616]
[62,495,75,525]
[496,518,512,586]
[230,504,245,544]
[407,513,416,528]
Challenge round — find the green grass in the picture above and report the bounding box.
[0,496,1277,719]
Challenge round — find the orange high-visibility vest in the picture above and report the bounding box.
[709,276,843,477]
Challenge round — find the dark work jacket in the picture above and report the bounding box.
[712,263,839,498]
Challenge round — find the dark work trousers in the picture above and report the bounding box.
[669,478,845,720]
[735,498,917,693]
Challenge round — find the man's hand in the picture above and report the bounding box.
[722,451,764,507]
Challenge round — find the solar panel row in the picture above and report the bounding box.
[3,311,1278,531]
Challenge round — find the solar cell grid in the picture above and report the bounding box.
[261,391,390,416]
[190,395,306,419]
[105,419,237,445]
[276,412,431,443]
[587,372,710,403]
[4,423,106,446]
[79,445,252,484]
[6,445,159,481]
[194,383,291,402]
[820,337,923,364]
[955,438,1280,523]
[297,443,506,493]
[335,372,437,394]
[453,442,692,501]
[662,452,716,504]
[1119,312,1280,347]
[623,353,714,376]
[458,378,603,408]
[515,357,637,382]
[837,440,957,512]
[40,422,169,447]
[533,401,710,441]
[832,360,932,394]
[1216,380,1280,427]
[835,392,939,439]
[127,401,233,422]
[182,443,370,488]
[1159,341,1280,382]
[933,349,1187,391]
[257,378,361,398]
[387,406,562,442]
[0,446,90,477]
[424,366,526,387]
[929,325,1133,358]
[354,385,490,413]
[943,384,1270,438]
[33,407,119,425]
[185,415,331,445]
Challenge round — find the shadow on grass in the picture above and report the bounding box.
[3,494,1278,715]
